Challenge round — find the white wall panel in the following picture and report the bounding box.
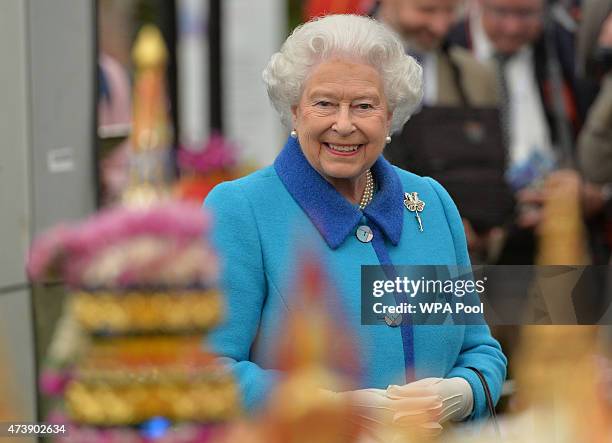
[27,0,96,234]
[0,0,31,288]
[0,0,97,433]
[225,0,286,167]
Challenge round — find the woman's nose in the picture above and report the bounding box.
[332,105,356,135]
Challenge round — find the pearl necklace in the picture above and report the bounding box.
[358,170,374,210]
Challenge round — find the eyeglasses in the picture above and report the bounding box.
[482,4,544,22]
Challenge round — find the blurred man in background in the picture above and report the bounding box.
[449,0,585,264]
[375,0,497,108]
[374,0,514,263]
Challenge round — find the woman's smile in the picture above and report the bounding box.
[323,142,365,156]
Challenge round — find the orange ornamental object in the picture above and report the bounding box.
[263,256,364,443]
[220,256,364,443]
[274,256,360,377]
[174,171,237,203]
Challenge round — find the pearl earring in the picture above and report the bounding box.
[385,135,392,144]
[290,130,298,139]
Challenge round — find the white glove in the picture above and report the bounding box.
[387,377,474,426]
[320,378,473,441]
[337,389,393,436]
[319,388,400,442]
[321,386,445,441]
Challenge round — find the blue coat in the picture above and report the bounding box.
[204,137,507,419]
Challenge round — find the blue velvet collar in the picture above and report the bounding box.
[274,137,404,249]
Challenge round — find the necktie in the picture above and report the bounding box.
[494,53,511,150]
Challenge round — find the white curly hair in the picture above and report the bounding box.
[262,14,423,133]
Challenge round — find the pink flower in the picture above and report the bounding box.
[177,132,238,173]
[39,368,70,395]
[27,201,212,286]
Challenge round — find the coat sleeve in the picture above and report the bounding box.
[204,180,282,412]
[578,73,612,184]
[425,177,508,421]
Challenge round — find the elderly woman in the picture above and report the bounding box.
[205,14,506,431]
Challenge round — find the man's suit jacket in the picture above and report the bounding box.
[436,44,498,107]
[448,17,584,146]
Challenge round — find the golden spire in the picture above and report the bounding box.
[122,24,173,206]
[132,25,168,69]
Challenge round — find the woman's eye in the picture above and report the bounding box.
[357,103,373,110]
[315,101,332,107]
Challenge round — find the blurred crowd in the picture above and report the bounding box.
[362,0,612,267]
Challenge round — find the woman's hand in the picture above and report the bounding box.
[321,387,440,441]
[320,377,473,441]
[386,377,474,436]
[385,381,445,439]
[319,388,397,442]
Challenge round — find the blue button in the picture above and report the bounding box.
[385,313,402,327]
[356,225,373,243]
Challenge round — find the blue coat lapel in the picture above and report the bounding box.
[274,137,404,249]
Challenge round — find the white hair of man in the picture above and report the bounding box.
[262,14,423,133]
